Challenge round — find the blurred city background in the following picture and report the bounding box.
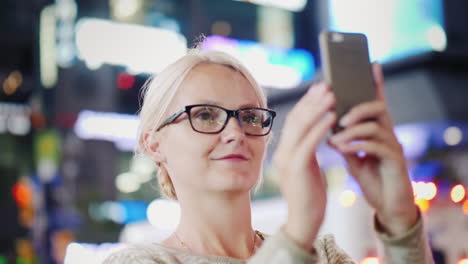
[1,0,468,263]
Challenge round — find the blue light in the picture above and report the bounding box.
[235,38,316,82]
[411,161,443,182]
[118,200,148,224]
[328,0,445,62]
[202,35,316,88]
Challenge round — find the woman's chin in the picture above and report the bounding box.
[209,177,257,194]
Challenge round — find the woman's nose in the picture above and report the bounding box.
[220,117,245,143]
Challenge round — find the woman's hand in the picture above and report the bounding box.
[273,83,337,250]
[328,63,418,236]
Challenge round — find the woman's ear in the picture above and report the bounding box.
[143,131,166,164]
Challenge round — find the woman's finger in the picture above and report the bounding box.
[339,63,394,129]
[329,121,393,146]
[289,83,328,119]
[297,111,337,160]
[339,100,393,129]
[372,62,386,102]
[372,62,395,127]
[278,83,335,153]
[334,140,396,160]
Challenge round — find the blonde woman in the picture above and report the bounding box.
[104,48,434,263]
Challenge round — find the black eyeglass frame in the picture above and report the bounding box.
[156,104,276,136]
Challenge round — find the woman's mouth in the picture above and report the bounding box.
[215,154,249,162]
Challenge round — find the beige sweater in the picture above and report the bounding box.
[103,215,434,264]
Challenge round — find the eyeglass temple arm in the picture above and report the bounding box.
[156,109,186,131]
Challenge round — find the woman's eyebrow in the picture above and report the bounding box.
[197,100,259,109]
[238,103,260,109]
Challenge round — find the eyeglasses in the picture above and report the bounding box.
[156,104,276,136]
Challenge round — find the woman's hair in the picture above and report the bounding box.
[137,47,268,200]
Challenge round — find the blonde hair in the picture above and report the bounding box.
[137,48,268,200]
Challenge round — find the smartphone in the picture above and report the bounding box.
[319,31,376,132]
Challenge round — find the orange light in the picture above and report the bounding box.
[415,198,430,213]
[451,185,466,203]
[361,257,380,264]
[12,183,32,208]
[463,200,468,215]
[3,71,22,95]
[457,258,468,264]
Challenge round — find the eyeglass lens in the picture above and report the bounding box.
[189,105,272,135]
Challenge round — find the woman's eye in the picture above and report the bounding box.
[194,110,216,121]
[242,114,260,124]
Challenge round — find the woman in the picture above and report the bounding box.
[104,48,434,263]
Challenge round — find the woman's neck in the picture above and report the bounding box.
[173,191,257,260]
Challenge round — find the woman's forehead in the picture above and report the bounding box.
[172,63,261,109]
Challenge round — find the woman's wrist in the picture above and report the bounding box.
[282,224,313,251]
[283,212,322,251]
[375,205,419,236]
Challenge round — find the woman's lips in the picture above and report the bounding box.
[219,157,248,162]
[215,154,248,162]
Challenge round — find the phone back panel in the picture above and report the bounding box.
[319,32,376,121]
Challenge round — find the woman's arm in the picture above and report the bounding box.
[272,82,337,251]
[248,229,356,264]
[328,63,434,263]
[250,62,434,264]
[254,79,357,263]
[375,210,435,264]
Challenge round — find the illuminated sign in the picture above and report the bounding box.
[74,110,138,151]
[328,0,445,62]
[39,5,58,88]
[75,18,187,74]
[202,35,315,89]
[234,0,307,12]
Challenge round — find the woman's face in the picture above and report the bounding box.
[157,63,267,198]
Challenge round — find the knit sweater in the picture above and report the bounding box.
[103,215,434,264]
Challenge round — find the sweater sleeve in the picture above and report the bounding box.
[248,228,357,264]
[375,211,435,264]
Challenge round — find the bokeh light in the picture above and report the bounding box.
[115,172,140,193]
[412,181,437,200]
[339,190,356,208]
[7,115,31,135]
[3,71,22,95]
[444,126,463,146]
[415,198,430,213]
[12,182,32,208]
[110,0,143,19]
[427,24,447,51]
[146,199,180,230]
[451,184,466,203]
[117,72,135,90]
[361,257,380,264]
[462,200,468,215]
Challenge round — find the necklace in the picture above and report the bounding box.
[174,230,259,256]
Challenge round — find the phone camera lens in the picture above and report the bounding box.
[332,33,344,42]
